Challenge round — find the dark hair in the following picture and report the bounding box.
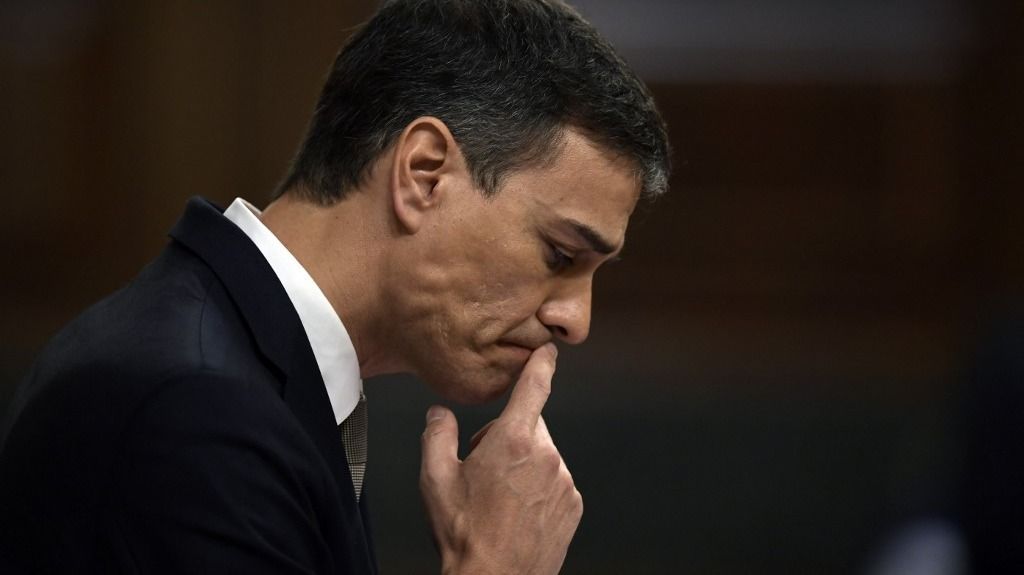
[276,0,670,202]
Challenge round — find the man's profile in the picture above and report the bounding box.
[0,0,670,573]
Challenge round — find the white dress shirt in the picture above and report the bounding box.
[224,197,362,425]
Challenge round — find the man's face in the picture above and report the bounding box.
[391,129,641,403]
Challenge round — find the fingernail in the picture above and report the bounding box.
[426,405,445,423]
[549,343,559,359]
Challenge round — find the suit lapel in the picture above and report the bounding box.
[168,197,374,567]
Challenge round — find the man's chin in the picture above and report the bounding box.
[424,367,519,405]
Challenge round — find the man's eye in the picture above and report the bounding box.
[546,243,575,271]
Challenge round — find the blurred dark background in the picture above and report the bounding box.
[2,1,1022,573]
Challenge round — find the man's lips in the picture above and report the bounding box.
[496,339,551,364]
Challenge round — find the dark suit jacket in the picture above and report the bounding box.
[0,197,378,574]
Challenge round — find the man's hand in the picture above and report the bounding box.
[420,343,583,575]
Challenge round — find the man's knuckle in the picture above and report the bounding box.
[421,426,444,442]
[419,464,445,488]
[571,490,584,517]
[505,431,534,458]
[559,463,574,482]
[539,447,562,471]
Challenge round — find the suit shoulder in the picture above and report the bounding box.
[28,243,267,391]
[3,242,279,463]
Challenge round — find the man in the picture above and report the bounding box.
[0,0,669,573]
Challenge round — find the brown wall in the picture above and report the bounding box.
[2,1,1021,572]
[1,1,375,351]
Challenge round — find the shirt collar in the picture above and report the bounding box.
[224,197,362,424]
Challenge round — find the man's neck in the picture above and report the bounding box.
[259,190,401,379]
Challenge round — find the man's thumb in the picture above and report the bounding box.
[420,405,459,482]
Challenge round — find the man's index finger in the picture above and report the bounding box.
[500,343,558,427]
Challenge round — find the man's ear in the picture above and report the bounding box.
[390,117,460,234]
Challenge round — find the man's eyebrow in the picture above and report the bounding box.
[566,219,619,255]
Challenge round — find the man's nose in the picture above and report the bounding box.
[537,276,593,345]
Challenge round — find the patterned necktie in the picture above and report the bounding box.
[339,392,367,501]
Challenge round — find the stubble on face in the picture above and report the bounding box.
[397,223,542,403]
[388,129,641,404]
